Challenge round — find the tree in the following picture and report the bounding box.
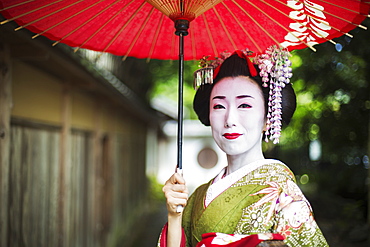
[279,19,370,244]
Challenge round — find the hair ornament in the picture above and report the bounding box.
[193,51,232,89]
[193,46,293,144]
[256,46,292,144]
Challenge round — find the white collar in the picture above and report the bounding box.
[204,159,284,207]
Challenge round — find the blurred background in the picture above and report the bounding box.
[0,16,369,247]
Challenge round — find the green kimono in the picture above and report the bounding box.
[182,159,328,247]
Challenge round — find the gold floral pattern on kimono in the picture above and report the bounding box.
[181,159,328,247]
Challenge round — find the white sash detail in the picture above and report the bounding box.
[204,159,286,207]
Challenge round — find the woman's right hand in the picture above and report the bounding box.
[162,172,189,217]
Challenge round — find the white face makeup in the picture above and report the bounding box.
[209,76,266,157]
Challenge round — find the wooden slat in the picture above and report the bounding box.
[9,127,22,246]
[8,126,61,246]
[58,83,71,247]
[0,41,11,247]
[48,131,60,246]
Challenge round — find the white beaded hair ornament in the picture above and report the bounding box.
[193,46,293,144]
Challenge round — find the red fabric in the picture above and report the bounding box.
[0,0,369,60]
[159,223,186,247]
[213,50,257,79]
[235,50,258,77]
[213,64,221,79]
[196,233,285,247]
[158,224,284,247]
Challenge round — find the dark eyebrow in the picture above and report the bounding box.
[212,95,254,100]
[236,95,254,99]
[212,96,226,100]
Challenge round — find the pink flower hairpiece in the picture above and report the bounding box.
[193,46,293,144]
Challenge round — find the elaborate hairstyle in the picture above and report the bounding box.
[193,50,296,143]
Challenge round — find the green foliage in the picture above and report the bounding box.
[148,59,199,119]
[147,175,165,203]
[279,20,370,231]
[283,27,370,161]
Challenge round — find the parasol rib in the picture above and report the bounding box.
[232,0,282,49]
[171,29,176,59]
[212,7,238,50]
[75,0,138,52]
[0,0,64,25]
[191,27,197,60]
[264,0,341,46]
[52,0,125,46]
[148,0,223,18]
[317,0,370,18]
[231,0,305,51]
[221,2,262,53]
[32,0,106,39]
[273,0,357,37]
[0,0,35,12]
[147,14,165,62]
[293,0,368,30]
[15,0,85,31]
[148,0,174,15]
[202,14,218,57]
[124,7,156,60]
[240,0,316,51]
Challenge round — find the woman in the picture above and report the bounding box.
[159,48,328,247]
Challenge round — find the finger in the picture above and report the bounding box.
[164,173,179,185]
[167,197,188,210]
[171,184,188,193]
[171,172,186,185]
[163,189,188,202]
[170,190,188,199]
[162,182,182,193]
[162,184,188,199]
[176,173,186,184]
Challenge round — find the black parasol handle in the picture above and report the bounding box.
[175,19,189,213]
[175,19,189,171]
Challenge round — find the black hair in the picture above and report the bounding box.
[193,53,296,126]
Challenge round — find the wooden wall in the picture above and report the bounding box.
[1,45,153,247]
[9,125,61,246]
[0,40,12,247]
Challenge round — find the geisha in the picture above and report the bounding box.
[158,48,328,247]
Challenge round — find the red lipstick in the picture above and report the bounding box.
[223,133,242,140]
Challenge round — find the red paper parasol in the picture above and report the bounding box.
[1,0,369,171]
[1,0,369,60]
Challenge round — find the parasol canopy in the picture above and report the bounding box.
[1,0,369,61]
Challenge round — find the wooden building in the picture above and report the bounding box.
[0,22,163,247]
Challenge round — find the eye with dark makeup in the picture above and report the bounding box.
[238,103,252,108]
[213,104,225,109]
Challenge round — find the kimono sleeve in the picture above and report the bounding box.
[182,185,200,247]
[275,178,329,247]
[157,223,186,247]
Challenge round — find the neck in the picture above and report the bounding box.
[225,147,265,175]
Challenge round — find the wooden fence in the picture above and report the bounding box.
[6,120,149,247]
